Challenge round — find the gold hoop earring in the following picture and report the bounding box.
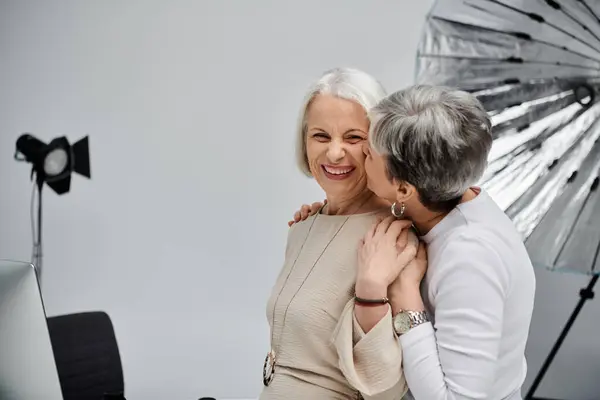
[391,202,405,218]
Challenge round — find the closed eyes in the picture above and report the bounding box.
[310,132,366,143]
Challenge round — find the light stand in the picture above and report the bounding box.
[14,133,91,288]
[32,172,44,284]
[525,274,599,400]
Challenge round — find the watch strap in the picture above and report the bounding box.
[406,310,429,328]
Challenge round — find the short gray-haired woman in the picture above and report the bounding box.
[292,85,536,399]
[260,68,418,400]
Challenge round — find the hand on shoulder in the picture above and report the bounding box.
[288,200,326,227]
[356,216,422,289]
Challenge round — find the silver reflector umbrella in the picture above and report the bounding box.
[416,1,600,399]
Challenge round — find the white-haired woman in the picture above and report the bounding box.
[291,85,536,399]
[259,68,418,400]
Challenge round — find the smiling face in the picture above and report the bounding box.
[305,94,371,204]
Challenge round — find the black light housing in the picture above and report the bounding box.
[14,134,91,194]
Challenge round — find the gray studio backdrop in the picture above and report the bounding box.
[0,1,597,399]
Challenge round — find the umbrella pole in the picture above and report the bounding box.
[525,274,598,400]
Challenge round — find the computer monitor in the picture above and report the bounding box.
[0,260,63,400]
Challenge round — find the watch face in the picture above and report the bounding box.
[393,312,411,334]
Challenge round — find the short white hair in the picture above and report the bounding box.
[295,67,387,176]
[369,85,492,210]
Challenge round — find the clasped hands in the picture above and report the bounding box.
[357,216,426,303]
[289,203,427,305]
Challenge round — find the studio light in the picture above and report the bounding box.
[14,134,91,195]
[14,133,91,286]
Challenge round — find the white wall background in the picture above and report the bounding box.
[0,1,598,399]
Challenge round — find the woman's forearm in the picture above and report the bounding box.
[354,280,389,333]
[390,283,425,315]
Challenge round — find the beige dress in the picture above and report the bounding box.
[259,211,408,400]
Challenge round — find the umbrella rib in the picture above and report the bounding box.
[534,38,600,64]
[551,3,600,47]
[418,53,599,71]
[476,0,600,56]
[593,181,600,274]
[577,0,600,26]
[432,16,600,65]
[553,176,600,272]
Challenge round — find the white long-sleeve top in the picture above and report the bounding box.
[401,188,536,400]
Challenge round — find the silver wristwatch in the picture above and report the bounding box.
[393,310,429,335]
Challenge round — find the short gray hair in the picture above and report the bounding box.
[369,85,492,210]
[296,67,387,176]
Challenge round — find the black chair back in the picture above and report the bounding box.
[47,311,125,400]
